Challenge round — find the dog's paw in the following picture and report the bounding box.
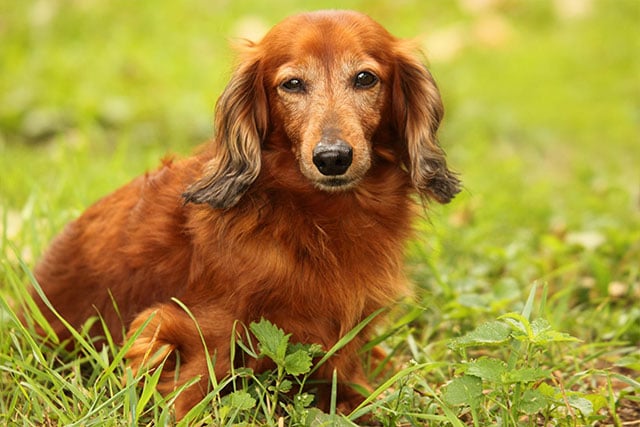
[125,308,179,387]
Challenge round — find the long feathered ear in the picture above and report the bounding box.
[183,48,268,209]
[392,43,461,203]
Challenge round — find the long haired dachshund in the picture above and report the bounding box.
[29,10,460,418]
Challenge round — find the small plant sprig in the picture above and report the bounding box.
[443,282,599,426]
[237,318,324,425]
[228,310,386,426]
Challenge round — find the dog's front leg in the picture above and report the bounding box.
[125,302,235,419]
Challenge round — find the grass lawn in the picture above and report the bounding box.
[1,0,639,425]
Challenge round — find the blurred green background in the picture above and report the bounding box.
[1,0,639,338]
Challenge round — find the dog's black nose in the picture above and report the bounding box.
[312,140,353,176]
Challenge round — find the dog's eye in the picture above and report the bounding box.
[280,78,306,93]
[354,71,378,89]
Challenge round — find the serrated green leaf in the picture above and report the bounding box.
[466,358,507,383]
[534,329,581,345]
[294,392,314,410]
[306,408,352,426]
[218,404,231,420]
[449,321,511,350]
[500,316,580,345]
[529,318,578,343]
[233,367,254,377]
[250,318,290,364]
[288,342,325,358]
[278,379,293,393]
[583,393,609,413]
[530,318,551,335]
[225,390,256,410]
[499,312,532,337]
[536,382,557,398]
[442,376,483,406]
[518,389,549,414]
[533,383,596,417]
[567,395,593,416]
[307,343,325,357]
[284,349,313,376]
[268,379,293,394]
[503,367,550,384]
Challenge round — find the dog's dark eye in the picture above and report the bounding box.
[281,78,306,93]
[354,71,378,89]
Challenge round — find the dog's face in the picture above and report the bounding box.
[183,10,460,208]
[263,13,392,191]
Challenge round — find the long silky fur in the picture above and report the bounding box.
[393,41,461,203]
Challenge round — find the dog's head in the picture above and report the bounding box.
[184,10,460,208]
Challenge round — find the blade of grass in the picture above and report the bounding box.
[310,308,386,375]
[330,368,338,416]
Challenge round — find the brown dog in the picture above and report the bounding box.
[30,10,460,418]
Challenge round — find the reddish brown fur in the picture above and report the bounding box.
[29,10,460,419]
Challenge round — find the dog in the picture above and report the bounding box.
[28,10,460,419]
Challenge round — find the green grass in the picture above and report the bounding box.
[1,0,639,425]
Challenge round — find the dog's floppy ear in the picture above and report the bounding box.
[392,43,461,203]
[184,47,268,209]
